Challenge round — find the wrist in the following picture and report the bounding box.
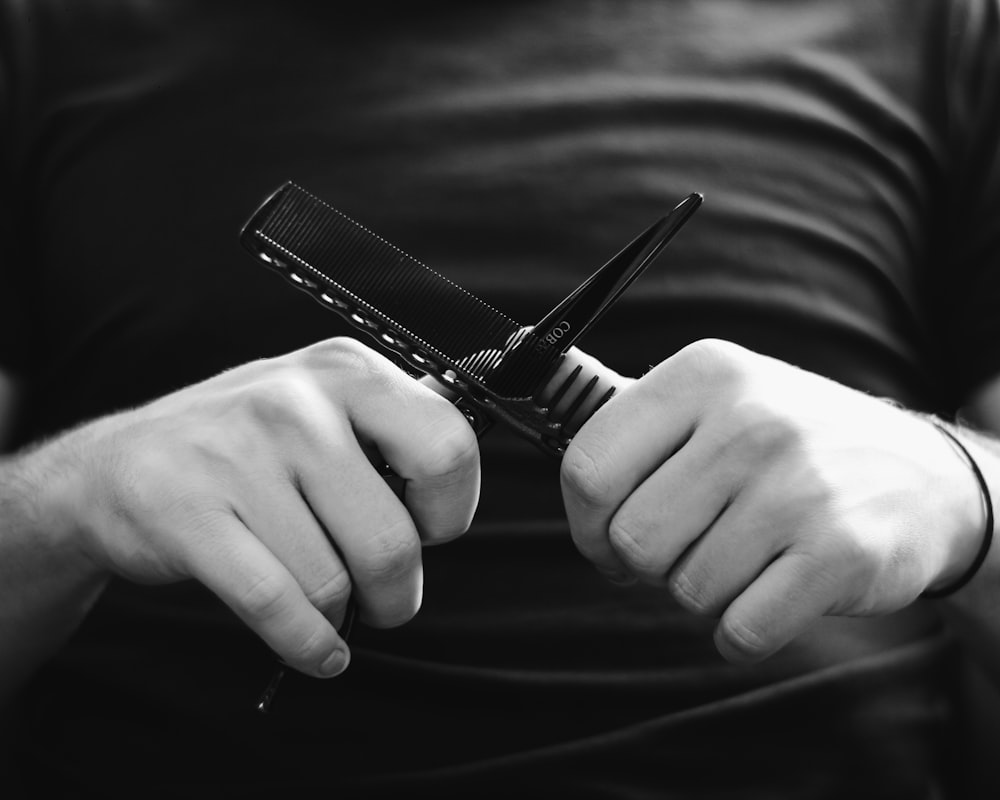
[5,430,109,587]
[920,418,995,598]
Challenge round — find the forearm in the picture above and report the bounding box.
[0,436,109,705]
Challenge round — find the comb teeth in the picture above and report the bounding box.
[538,365,618,440]
[242,183,560,398]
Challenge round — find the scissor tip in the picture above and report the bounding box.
[657,193,703,228]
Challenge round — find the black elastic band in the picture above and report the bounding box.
[921,420,995,599]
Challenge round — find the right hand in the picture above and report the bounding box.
[36,337,481,678]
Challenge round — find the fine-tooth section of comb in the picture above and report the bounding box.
[240,182,560,400]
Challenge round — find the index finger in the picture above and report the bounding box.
[346,370,481,544]
[560,352,702,577]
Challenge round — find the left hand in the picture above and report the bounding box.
[561,339,984,663]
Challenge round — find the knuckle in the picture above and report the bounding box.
[722,399,803,463]
[672,338,744,382]
[668,569,720,616]
[299,335,375,370]
[355,520,421,587]
[238,572,293,623]
[716,614,768,662]
[300,336,396,392]
[419,413,480,481]
[240,369,323,432]
[646,338,750,414]
[607,514,658,578]
[561,444,614,510]
[248,338,393,428]
[305,569,353,617]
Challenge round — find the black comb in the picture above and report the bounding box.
[242,184,553,395]
[241,182,702,455]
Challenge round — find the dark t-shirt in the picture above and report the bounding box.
[2,1,1000,797]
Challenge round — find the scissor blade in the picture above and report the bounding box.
[532,192,702,354]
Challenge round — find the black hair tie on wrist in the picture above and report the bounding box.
[921,420,995,599]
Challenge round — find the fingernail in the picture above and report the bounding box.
[319,648,349,678]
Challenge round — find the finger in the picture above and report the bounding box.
[295,416,424,629]
[235,481,353,630]
[348,378,480,545]
[290,339,479,544]
[418,373,458,400]
[714,549,841,664]
[182,512,350,678]
[560,354,702,577]
[665,487,786,616]
[607,422,736,584]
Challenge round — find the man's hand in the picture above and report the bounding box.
[561,339,985,664]
[28,337,480,678]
